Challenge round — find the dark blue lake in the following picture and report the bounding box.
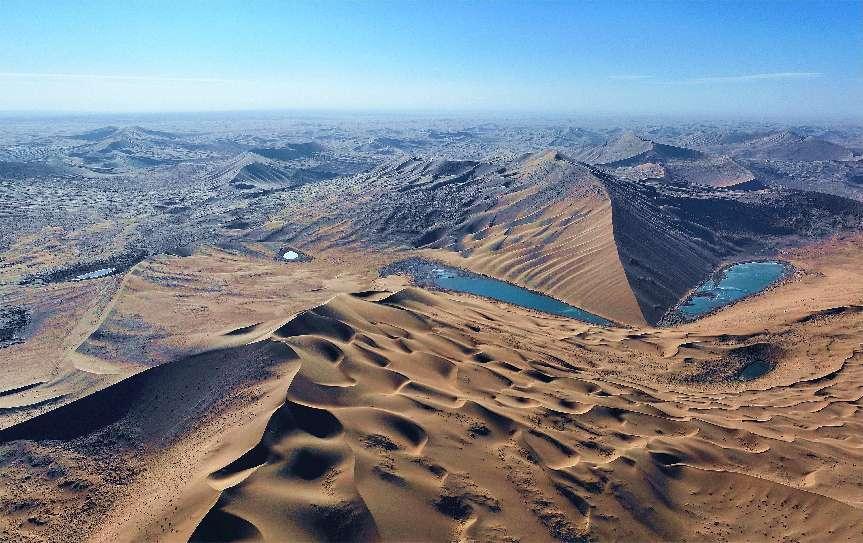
[385,260,613,326]
[673,261,790,321]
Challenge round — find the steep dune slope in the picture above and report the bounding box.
[211,152,334,193]
[598,140,704,168]
[269,152,660,324]
[418,153,647,324]
[660,155,757,188]
[594,170,723,323]
[565,131,656,164]
[731,130,856,161]
[564,132,757,189]
[271,151,863,324]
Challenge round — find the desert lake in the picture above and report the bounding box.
[672,261,790,321]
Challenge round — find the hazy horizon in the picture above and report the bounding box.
[1,0,861,119]
[2,108,861,126]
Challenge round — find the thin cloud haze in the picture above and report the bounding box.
[614,72,825,85]
[643,72,826,88]
[608,75,654,81]
[0,72,240,84]
[686,72,824,84]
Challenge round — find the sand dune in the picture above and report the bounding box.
[1,235,861,542]
[560,131,759,189]
[265,151,863,325]
[731,130,855,162]
[0,243,389,429]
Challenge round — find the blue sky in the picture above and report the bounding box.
[0,0,860,118]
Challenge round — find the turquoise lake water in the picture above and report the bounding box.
[428,265,612,326]
[675,261,790,321]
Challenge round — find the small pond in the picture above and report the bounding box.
[738,360,772,381]
[74,267,116,281]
